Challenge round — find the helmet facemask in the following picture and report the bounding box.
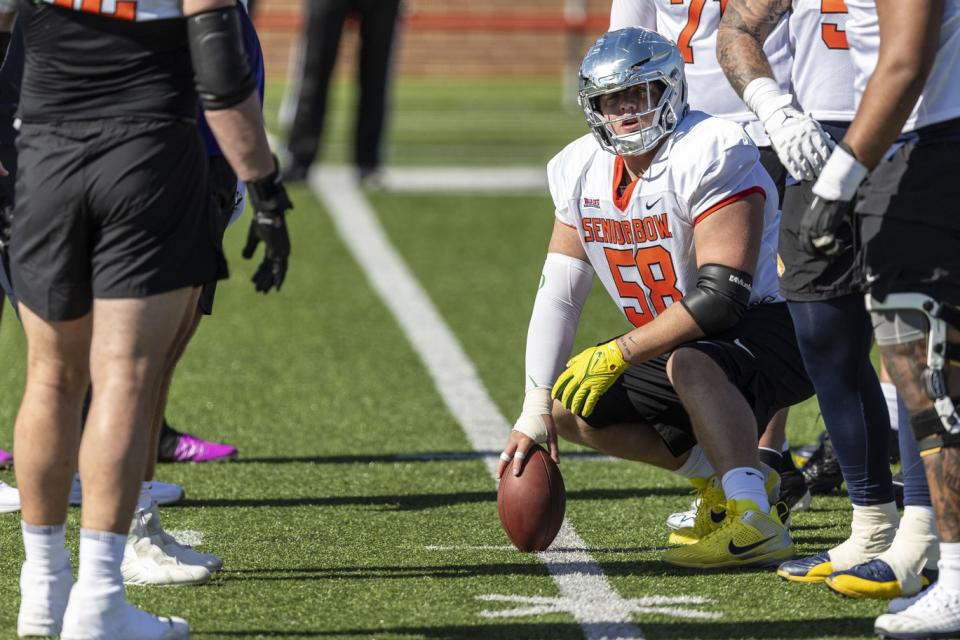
[580,74,681,157]
[577,28,689,157]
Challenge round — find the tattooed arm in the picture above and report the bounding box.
[717,0,792,98]
[718,0,833,182]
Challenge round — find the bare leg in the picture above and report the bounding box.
[879,332,960,543]
[14,306,92,525]
[667,348,760,475]
[759,408,788,452]
[80,289,193,534]
[143,289,201,483]
[552,400,687,470]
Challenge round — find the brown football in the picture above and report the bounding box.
[497,445,566,552]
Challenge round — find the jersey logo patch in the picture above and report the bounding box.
[583,197,600,209]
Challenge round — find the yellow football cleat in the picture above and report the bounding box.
[662,498,795,569]
[668,468,783,546]
[667,476,727,546]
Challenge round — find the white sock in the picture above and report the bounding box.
[878,506,940,596]
[75,529,126,606]
[721,467,770,513]
[939,542,960,592]
[136,483,152,514]
[22,522,70,573]
[673,445,715,480]
[828,502,900,571]
[881,382,905,432]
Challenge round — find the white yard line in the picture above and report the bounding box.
[311,166,645,640]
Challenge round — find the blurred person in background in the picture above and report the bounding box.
[280,0,402,186]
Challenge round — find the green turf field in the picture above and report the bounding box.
[0,79,894,639]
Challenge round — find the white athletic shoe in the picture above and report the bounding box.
[148,481,186,507]
[666,499,699,531]
[17,561,73,637]
[122,510,211,586]
[141,502,222,572]
[69,476,185,507]
[875,583,960,639]
[888,585,933,614]
[0,480,21,513]
[61,588,189,640]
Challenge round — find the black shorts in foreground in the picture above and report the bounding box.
[583,302,814,457]
[778,122,860,301]
[198,154,240,316]
[11,119,228,321]
[856,117,960,305]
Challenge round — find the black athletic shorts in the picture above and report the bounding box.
[856,117,960,305]
[583,302,814,457]
[10,119,227,321]
[777,122,858,301]
[758,146,787,206]
[198,155,240,315]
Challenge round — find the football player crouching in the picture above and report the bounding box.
[496,27,814,569]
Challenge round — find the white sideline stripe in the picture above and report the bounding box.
[166,529,204,548]
[312,167,645,640]
[380,167,546,193]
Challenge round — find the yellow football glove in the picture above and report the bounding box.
[552,340,629,417]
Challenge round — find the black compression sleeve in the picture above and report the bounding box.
[186,7,256,110]
[680,264,753,335]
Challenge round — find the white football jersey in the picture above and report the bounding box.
[788,0,855,121]
[846,0,960,132]
[548,111,781,329]
[41,0,180,21]
[610,0,793,146]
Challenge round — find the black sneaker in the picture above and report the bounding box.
[803,433,844,495]
[779,467,813,511]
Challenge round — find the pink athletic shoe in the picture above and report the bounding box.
[158,423,237,463]
[0,448,12,468]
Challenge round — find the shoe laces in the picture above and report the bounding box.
[902,583,960,616]
[688,488,724,531]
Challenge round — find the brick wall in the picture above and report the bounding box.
[253,0,612,80]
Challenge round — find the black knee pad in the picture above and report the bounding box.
[911,405,960,455]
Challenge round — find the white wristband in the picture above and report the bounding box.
[513,387,552,443]
[743,77,793,125]
[812,144,869,202]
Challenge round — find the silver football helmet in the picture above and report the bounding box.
[578,28,688,156]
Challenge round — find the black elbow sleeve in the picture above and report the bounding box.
[186,7,256,111]
[680,264,752,335]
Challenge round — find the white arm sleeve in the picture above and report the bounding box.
[609,0,656,31]
[524,252,594,391]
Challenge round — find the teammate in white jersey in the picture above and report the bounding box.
[610,0,810,526]
[796,1,960,636]
[496,28,813,569]
[718,0,937,601]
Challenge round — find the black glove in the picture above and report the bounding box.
[799,195,854,257]
[243,160,293,293]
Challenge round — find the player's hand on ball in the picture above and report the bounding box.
[498,388,559,479]
[244,158,294,293]
[552,340,628,418]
